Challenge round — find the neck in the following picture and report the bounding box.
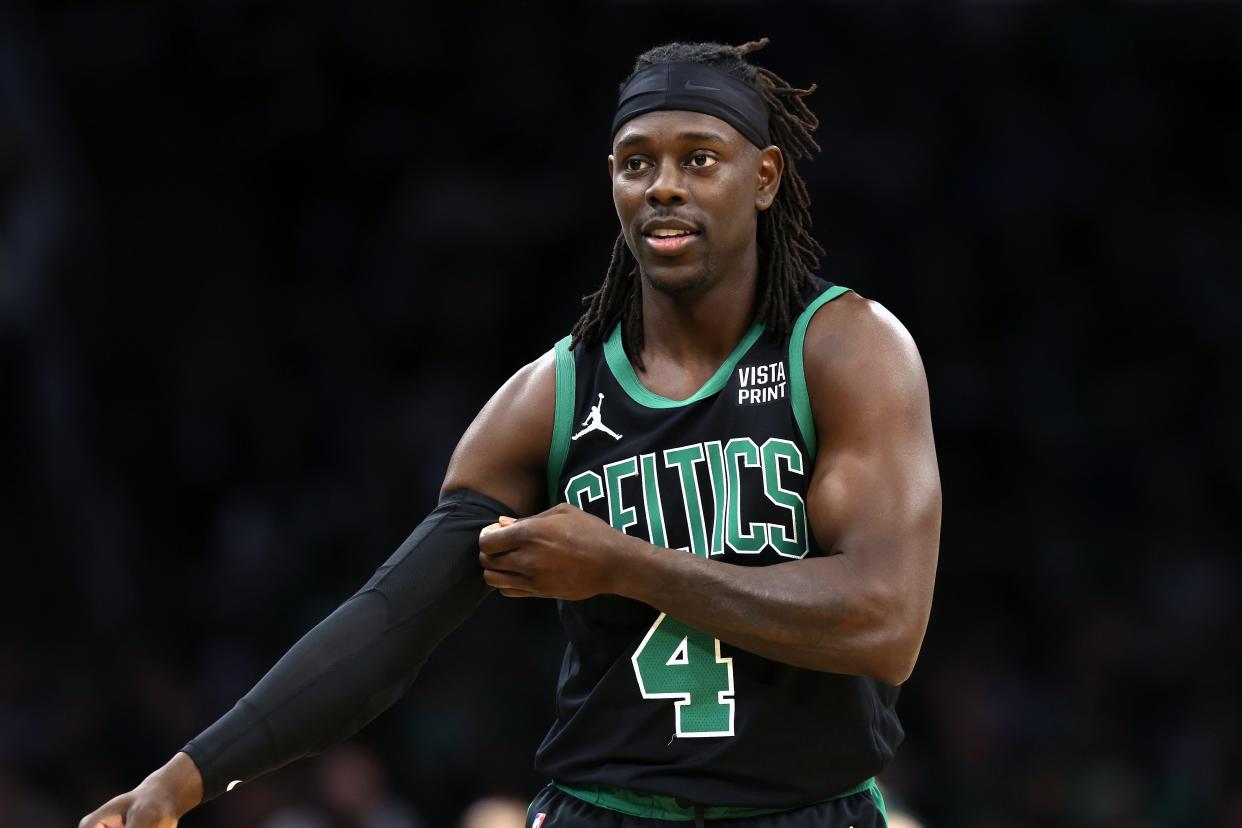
[636,256,760,372]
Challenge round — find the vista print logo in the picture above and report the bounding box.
[736,361,787,405]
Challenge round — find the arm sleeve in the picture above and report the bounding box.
[180,488,510,801]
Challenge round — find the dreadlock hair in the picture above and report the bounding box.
[571,38,824,367]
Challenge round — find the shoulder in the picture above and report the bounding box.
[803,290,922,368]
[473,345,559,451]
[499,345,559,410]
[463,345,558,431]
[801,290,929,432]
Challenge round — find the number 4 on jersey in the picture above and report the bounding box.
[631,613,735,737]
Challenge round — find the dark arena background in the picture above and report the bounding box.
[2,3,1240,827]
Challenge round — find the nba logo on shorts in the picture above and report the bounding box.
[532,813,547,828]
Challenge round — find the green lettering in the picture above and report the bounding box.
[725,438,768,553]
[761,438,808,558]
[704,440,727,556]
[639,453,667,547]
[663,444,709,557]
[564,471,603,509]
[604,457,640,534]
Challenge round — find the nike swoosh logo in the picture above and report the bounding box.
[684,80,720,91]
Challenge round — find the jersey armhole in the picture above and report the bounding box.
[547,335,576,505]
[790,285,852,458]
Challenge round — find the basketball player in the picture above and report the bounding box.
[80,39,940,828]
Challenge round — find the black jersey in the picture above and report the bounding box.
[533,279,904,809]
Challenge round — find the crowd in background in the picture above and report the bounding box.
[2,3,1239,826]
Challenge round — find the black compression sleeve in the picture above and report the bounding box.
[180,488,509,801]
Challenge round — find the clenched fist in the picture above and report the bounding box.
[478,504,640,601]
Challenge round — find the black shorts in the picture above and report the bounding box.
[525,782,888,827]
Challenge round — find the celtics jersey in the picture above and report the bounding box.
[532,279,904,809]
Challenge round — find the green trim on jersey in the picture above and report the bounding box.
[547,335,577,505]
[604,319,766,409]
[869,778,889,824]
[789,285,852,457]
[552,776,877,822]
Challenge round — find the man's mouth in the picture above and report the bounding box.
[642,227,700,254]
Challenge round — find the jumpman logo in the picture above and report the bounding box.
[572,393,623,441]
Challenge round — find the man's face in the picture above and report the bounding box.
[609,110,783,296]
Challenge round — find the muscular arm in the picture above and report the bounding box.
[482,297,940,684]
[624,295,939,683]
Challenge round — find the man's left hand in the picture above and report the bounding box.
[478,504,628,600]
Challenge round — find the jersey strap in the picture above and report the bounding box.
[547,335,576,505]
[789,284,852,457]
[552,776,882,822]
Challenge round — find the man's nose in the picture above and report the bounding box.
[646,158,688,206]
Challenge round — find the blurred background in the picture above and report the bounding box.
[2,2,1240,826]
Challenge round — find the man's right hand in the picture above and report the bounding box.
[79,751,203,828]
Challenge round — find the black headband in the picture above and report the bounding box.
[611,61,771,150]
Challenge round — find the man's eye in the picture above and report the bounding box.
[624,157,650,172]
[689,154,717,168]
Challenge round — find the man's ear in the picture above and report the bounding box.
[608,154,615,178]
[756,145,784,212]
